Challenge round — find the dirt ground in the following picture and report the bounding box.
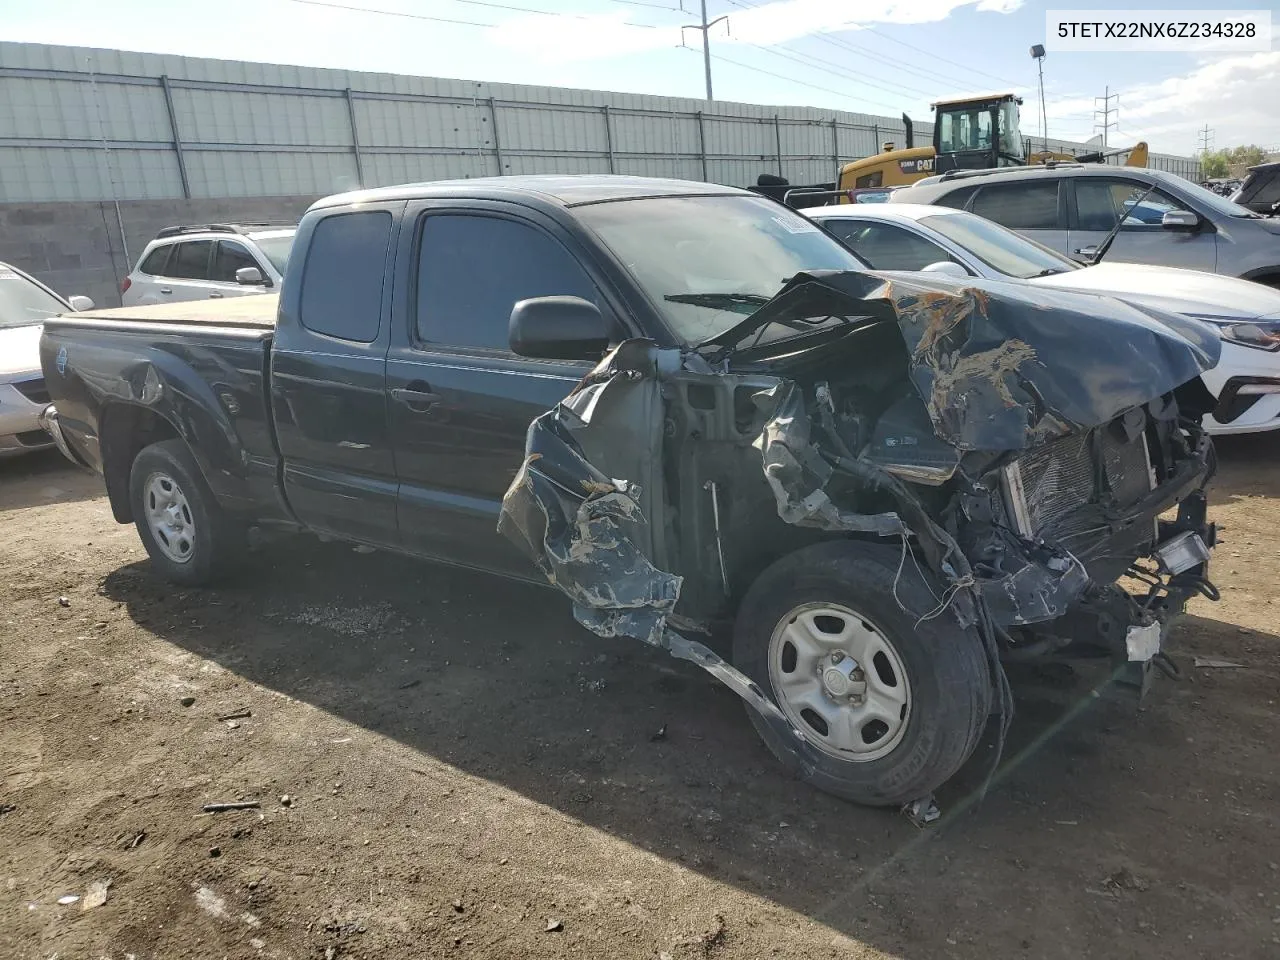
[1,437,1278,960]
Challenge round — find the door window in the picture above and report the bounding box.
[823,219,957,271]
[415,215,599,351]
[166,241,213,280]
[211,241,262,283]
[970,181,1061,230]
[1074,178,1194,231]
[299,210,392,343]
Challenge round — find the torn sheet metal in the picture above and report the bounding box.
[498,406,680,647]
[756,381,906,536]
[703,271,1221,451]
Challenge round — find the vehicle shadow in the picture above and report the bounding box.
[0,449,103,514]
[1209,429,1280,501]
[99,539,1279,956]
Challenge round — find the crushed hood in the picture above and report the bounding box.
[704,271,1221,451]
[1030,262,1280,321]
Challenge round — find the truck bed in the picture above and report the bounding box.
[73,294,279,329]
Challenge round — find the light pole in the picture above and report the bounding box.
[682,0,729,101]
[1030,44,1047,147]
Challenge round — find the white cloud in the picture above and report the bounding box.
[491,0,1024,63]
[1043,52,1280,153]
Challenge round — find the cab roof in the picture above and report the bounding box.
[312,176,748,212]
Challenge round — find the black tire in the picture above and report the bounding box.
[129,439,244,586]
[732,539,991,807]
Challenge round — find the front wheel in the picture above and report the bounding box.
[129,439,244,585]
[733,540,992,807]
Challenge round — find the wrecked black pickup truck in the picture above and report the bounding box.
[40,176,1221,808]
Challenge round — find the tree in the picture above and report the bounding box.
[1201,151,1229,179]
[1227,145,1266,170]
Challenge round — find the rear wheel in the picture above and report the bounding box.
[129,439,244,585]
[733,540,991,806]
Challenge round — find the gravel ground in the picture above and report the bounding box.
[2,437,1278,960]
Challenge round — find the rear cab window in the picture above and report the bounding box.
[415,214,602,352]
[299,211,392,343]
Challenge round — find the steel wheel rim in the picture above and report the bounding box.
[143,471,195,564]
[767,601,912,762]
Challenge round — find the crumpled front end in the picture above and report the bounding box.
[498,271,1220,765]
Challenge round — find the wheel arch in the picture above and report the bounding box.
[100,403,186,523]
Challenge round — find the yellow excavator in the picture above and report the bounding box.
[835,92,1148,194]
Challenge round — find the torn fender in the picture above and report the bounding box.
[704,271,1221,451]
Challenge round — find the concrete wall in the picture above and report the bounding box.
[0,196,313,309]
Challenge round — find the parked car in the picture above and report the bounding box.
[891,164,1280,285]
[121,223,296,306]
[1230,161,1280,216]
[40,176,1220,809]
[0,262,93,457]
[807,203,1280,435]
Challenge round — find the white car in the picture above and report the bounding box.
[121,223,295,306]
[0,263,93,457]
[808,203,1280,435]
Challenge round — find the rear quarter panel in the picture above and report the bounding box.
[40,319,286,521]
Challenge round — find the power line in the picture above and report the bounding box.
[1198,124,1215,155]
[703,49,906,113]
[284,0,662,28]
[741,41,933,105]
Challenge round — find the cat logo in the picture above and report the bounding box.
[898,158,936,176]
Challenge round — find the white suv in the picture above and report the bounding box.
[121,223,295,306]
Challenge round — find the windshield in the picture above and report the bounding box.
[1173,177,1263,219]
[921,211,1080,279]
[0,266,67,329]
[937,106,993,154]
[575,195,867,344]
[252,234,295,274]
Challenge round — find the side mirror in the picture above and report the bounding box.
[921,260,969,277]
[1161,210,1200,230]
[510,296,616,360]
[235,266,265,286]
[66,295,94,311]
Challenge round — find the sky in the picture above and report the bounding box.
[3,0,1277,156]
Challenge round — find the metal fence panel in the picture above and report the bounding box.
[0,41,1200,203]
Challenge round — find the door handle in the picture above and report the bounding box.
[159,287,173,294]
[391,383,442,412]
[209,291,224,298]
[1074,245,1099,256]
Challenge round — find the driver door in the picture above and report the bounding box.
[1068,177,1217,270]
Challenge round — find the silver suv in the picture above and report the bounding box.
[121,223,295,306]
[892,164,1280,286]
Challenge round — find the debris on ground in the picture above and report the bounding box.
[209,846,222,857]
[202,801,261,813]
[280,795,292,807]
[1104,867,1149,892]
[1194,657,1245,669]
[650,723,668,742]
[545,918,564,932]
[179,696,196,707]
[57,596,70,607]
[217,709,252,721]
[902,796,941,827]
[56,894,79,905]
[82,879,110,910]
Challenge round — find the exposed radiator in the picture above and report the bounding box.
[1007,425,1154,541]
